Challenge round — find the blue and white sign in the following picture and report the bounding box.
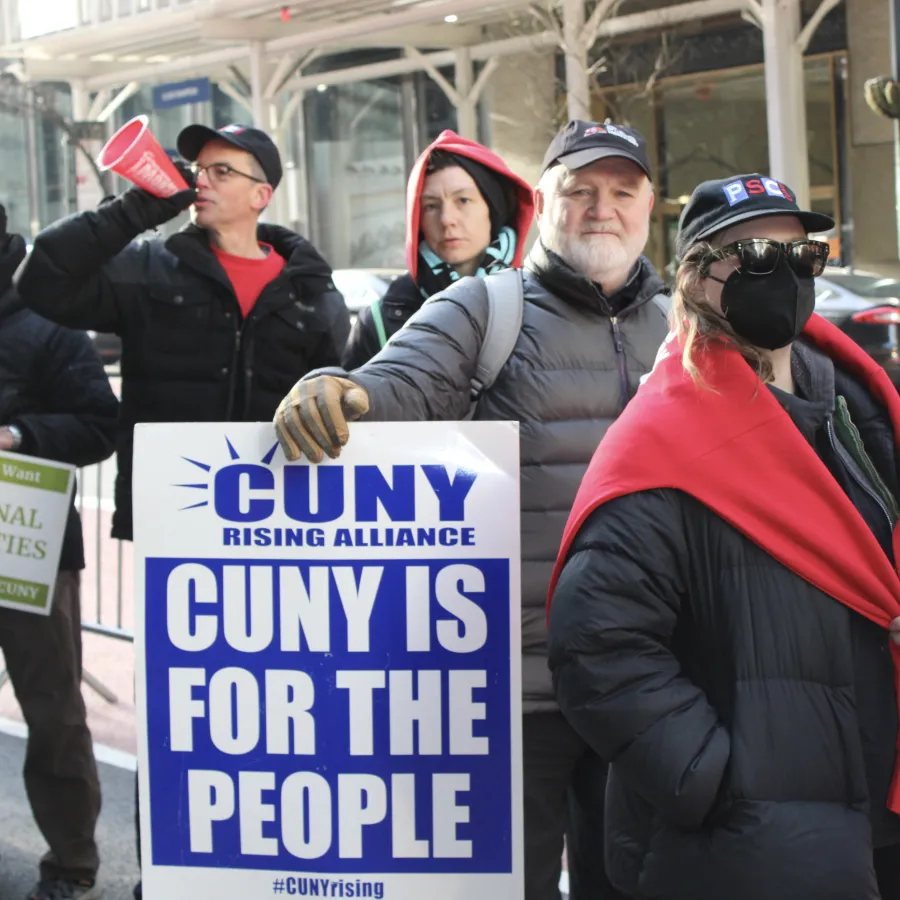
[152,77,212,110]
[133,422,523,900]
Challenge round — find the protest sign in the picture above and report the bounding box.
[0,449,75,614]
[133,421,523,900]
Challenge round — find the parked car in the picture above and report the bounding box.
[815,267,900,387]
[331,267,404,317]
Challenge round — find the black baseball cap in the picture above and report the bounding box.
[676,173,834,260]
[176,123,283,189]
[541,119,652,178]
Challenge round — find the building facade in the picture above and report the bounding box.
[2,0,898,278]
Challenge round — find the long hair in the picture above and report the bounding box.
[669,241,774,388]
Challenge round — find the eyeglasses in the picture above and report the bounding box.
[188,161,267,185]
[701,238,830,280]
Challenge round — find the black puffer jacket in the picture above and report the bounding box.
[0,238,117,571]
[342,274,421,370]
[316,240,670,712]
[548,352,900,900]
[18,208,350,540]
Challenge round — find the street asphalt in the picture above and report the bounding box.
[0,729,139,900]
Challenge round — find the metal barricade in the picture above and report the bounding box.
[75,455,133,704]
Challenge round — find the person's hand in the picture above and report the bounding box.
[274,376,369,463]
[0,427,18,451]
[117,184,197,234]
[890,617,900,645]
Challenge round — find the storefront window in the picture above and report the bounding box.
[36,84,75,226]
[305,78,408,269]
[597,54,845,273]
[212,86,246,129]
[417,68,458,144]
[0,103,30,235]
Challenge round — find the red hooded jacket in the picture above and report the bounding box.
[547,314,900,813]
[404,130,534,279]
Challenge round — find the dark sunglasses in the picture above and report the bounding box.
[700,238,830,280]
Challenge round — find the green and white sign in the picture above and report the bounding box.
[0,450,75,615]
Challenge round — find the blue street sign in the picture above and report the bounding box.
[153,78,212,110]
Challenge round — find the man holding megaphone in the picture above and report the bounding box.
[18,120,350,900]
[17,120,351,546]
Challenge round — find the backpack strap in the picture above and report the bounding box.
[470,268,525,406]
[649,291,671,318]
[370,299,388,349]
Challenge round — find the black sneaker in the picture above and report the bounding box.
[26,878,103,900]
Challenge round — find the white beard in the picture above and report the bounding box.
[554,231,630,277]
[541,217,648,283]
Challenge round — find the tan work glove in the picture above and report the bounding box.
[274,376,370,463]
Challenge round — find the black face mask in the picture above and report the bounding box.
[717,258,816,350]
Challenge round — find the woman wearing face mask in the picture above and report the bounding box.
[341,130,534,369]
[546,173,900,899]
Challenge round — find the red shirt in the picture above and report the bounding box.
[213,242,286,318]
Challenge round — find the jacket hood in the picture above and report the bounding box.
[405,130,535,279]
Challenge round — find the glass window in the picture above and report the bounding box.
[416,69,457,145]
[305,78,407,269]
[597,56,844,271]
[212,86,246,129]
[0,103,30,235]
[36,84,75,226]
[661,68,770,202]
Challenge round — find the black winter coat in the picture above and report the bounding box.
[342,274,422,369]
[18,209,350,540]
[548,360,900,900]
[0,276,117,572]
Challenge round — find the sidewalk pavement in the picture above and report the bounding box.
[0,727,139,900]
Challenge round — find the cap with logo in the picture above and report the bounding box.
[541,119,652,178]
[176,123,283,189]
[675,173,834,260]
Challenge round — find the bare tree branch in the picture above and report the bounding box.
[624,34,685,103]
[487,0,685,137]
[583,0,625,49]
[528,2,562,38]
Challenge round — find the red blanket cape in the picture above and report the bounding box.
[547,313,900,813]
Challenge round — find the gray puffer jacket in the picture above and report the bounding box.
[318,240,670,712]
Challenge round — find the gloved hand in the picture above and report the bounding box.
[274,376,370,463]
[116,180,197,235]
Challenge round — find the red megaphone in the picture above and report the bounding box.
[97,115,189,198]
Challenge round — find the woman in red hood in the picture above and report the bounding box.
[342,130,534,369]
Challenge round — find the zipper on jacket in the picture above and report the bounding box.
[223,320,242,419]
[610,316,630,411]
[241,317,255,420]
[825,414,896,535]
